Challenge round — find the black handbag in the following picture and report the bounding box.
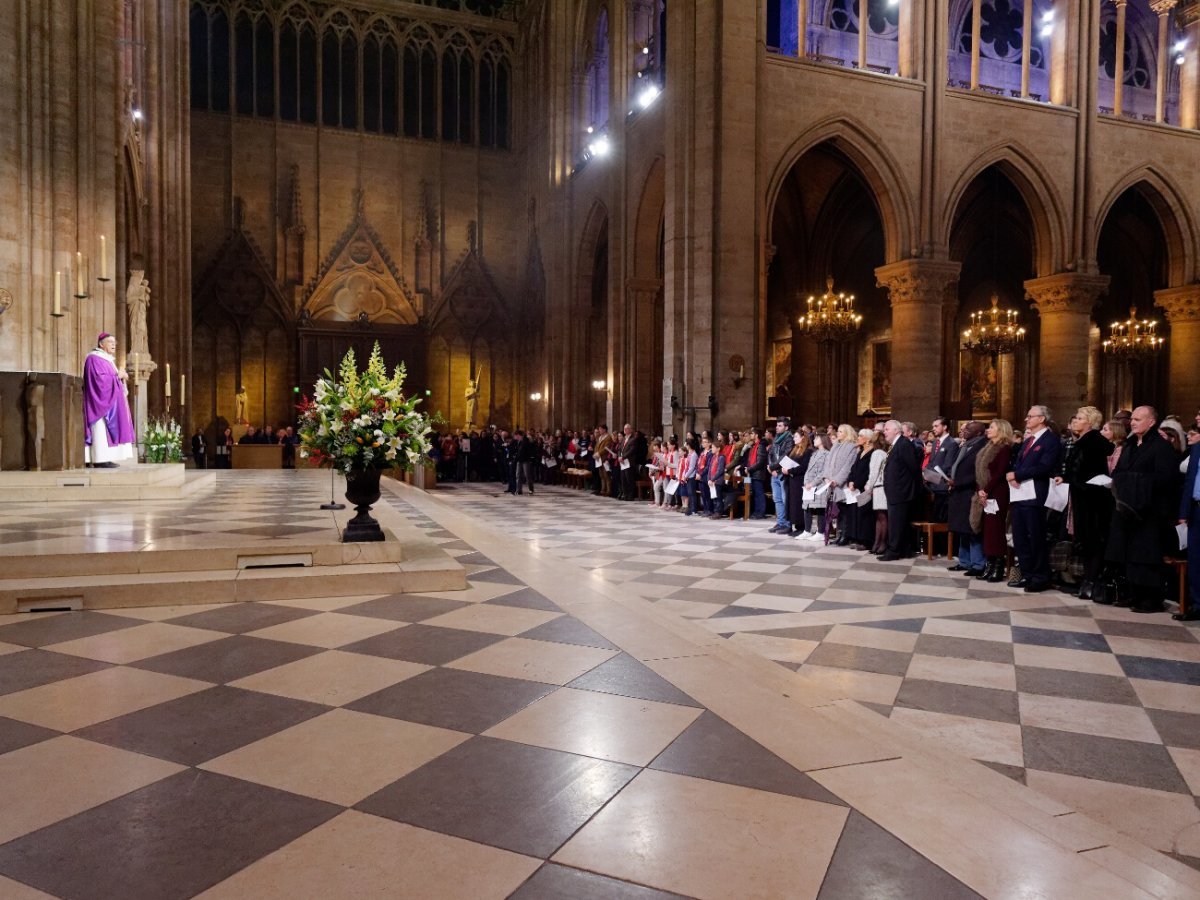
[1093,574,1125,607]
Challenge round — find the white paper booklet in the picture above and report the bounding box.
[1008,480,1036,503]
[1086,474,1113,487]
[1044,481,1069,512]
[780,456,799,472]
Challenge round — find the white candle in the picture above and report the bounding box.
[76,252,84,295]
[165,363,171,396]
[132,352,139,378]
[180,374,186,405]
[99,235,107,280]
[53,270,62,316]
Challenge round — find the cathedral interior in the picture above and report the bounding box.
[3,3,1200,898]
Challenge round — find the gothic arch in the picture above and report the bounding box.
[631,156,665,279]
[766,117,915,264]
[576,199,611,313]
[941,142,1067,276]
[1094,167,1196,285]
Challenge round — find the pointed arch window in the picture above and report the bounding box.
[189,4,209,108]
[586,9,611,131]
[254,15,274,117]
[280,19,299,121]
[235,12,254,115]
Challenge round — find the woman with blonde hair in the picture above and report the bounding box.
[974,418,1015,582]
[825,423,859,546]
[846,429,886,551]
[1102,419,1126,474]
[1055,406,1113,598]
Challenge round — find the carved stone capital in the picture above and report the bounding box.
[1149,0,1177,16]
[875,259,961,306]
[1024,273,1110,316]
[1180,1,1200,28]
[1154,284,1200,322]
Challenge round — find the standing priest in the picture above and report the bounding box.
[83,332,136,468]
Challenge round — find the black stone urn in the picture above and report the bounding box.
[342,467,386,542]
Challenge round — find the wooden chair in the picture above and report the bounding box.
[1165,556,1189,616]
[637,478,654,500]
[912,520,955,560]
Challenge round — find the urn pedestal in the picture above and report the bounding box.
[342,468,386,542]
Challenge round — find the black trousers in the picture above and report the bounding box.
[886,500,913,555]
[1011,502,1050,586]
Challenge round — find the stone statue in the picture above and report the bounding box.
[126,270,151,358]
[235,385,248,424]
[24,375,45,471]
[464,366,482,429]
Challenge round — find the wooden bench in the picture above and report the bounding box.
[565,468,591,489]
[1166,557,1189,616]
[725,480,751,520]
[637,478,654,500]
[912,520,955,560]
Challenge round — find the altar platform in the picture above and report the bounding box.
[0,463,215,503]
[0,469,466,614]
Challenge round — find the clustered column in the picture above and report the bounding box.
[1111,0,1128,116]
[1154,285,1200,415]
[1151,0,1178,123]
[1024,273,1110,422]
[875,259,961,427]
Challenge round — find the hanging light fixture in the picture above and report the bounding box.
[1102,307,1164,359]
[796,277,862,342]
[962,293,1026,355]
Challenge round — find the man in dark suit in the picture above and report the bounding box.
[191,427,207,469]
[1007,405,1063,592]
[926,416,959,523]
[880,419,923,560]
[1179,436,1200,621]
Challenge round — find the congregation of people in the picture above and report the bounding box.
[431,404,1200,621]
[190,424,299,469]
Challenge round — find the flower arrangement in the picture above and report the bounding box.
[143,417,183,464]
[297,342,434,474]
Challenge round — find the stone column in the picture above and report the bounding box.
[1112,0,1128,116]
[970,0,982,89]
[875,259,961,427]
[1021,0,1033,97]
[858,0,868,69]
[1025,273,1109,422]
[1151,0,1177,123]
[797,0,808,58]
[1180,9,1200,130]
[1154,285,1200,415]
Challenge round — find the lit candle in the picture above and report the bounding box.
[53,270,62,316]
[165,363,171,397]
[99,235,107,280]
[132,352,139,379]
[76,252,84,296]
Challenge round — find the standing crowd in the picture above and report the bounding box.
[431,404,1199,621]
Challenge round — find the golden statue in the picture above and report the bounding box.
[464,365,482,429]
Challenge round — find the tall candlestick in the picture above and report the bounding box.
[132,352,139,379]
[53,270,62,316]
[180,374,186,405]
[99,235,108,280]
[76,253,85,296]
[165,363,171,396]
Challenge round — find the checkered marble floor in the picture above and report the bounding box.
[0,472,339,555]
[424,482,1200,870]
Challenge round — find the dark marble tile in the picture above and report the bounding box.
[890,593,959,606]
[454,551,499,567]
[832,579,905,594]
[817,811,984,900]
[858,701,895,717]
[854,618,928,633]
[0,611,141,649]
[904,573,972,587]
[1097,619,1200,644]
[1023,725,1190,793]
[1117,655,1200,686]
[0,769,339,900]
[978,760,1027,785]
[805,600,872,612]
[340,623,506,665]
[1011,626,1111,654]
[895,679,1020,725]
[914,634,1015,664]
[664,588,751,605]
[337,594,473,623]
[568,653,699,707]
[520,616,619,650]
[131,635,321,684]
[357,736,637,858]
[0,649,112,696]
[708,605,785,619]
[74,686,328,766]
[633,572,710,588]
[805,643,913,678]
[1147,708,1200,750]
[484,587,563,613]
[947,611,1013,625]
[0,715,60,755]
[347,668,555,733]
[165,603,319,635]
[469,567,525,585]
[756,624,836,642]
[650,711,845,805]
[510,864,688,899]
[1015,666,1141,706]
[745,581,826,600]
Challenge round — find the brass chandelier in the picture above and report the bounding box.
[962,294,1026,356]
[1102,307,1163,359]
[796,277,862,342]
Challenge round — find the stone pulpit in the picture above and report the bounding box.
[0,372,86,471]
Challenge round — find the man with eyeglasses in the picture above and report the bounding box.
[1006,405,1062,592]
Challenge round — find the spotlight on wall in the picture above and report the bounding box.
[592,379,607,391]
[1174,40,1187,53]
[642,45,650,55]
[590,134,611,156]
[886,0,899,7]
[529,392,543,402]
[1041,10,1053,22]
[586,125,594,134]
[1177,54,1186,66]
[1040,24,1053,37]
[132,108,144,121]
[637,84,660,109]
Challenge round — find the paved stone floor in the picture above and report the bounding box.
[0,474,1198,898]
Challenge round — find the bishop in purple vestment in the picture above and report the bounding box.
[83,333,136,467]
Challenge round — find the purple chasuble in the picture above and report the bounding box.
[83,351,136,446]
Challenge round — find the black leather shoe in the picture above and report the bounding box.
[877,552,901,561]
[1078,580,1094,600]
[1132,603,1164,614]
[1173,610,1200,621]
[1009,578,1028,589]
[965,568,986,577]
[986,566,1006,583]
[947,564,967,572]
[1023,582,1048,593]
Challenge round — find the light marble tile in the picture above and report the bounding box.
[728,593,815,613]
[447,637,617,686]
[1018,693,1160,743]
[230,650,429,706]
[725,632,820,664]
[246,612,406,649]
[1012,643,1126,676]
[1168,747,1200,796]
[652,597,726,619]
[554,769,848,899]
[0,736,182,845]
[0,641,27,656]
[201,709,468,806]
[0,667,209,732]
[46,622,228,664]
[1105,635,1200,663]
[0,875,57,899]
[1009,611,1103,634]
[1131,679,1200,714]
[420,604,561,637]
[260,593,388,612]
[921,617,1014,643]
[826,623,920,653]
[888,707,1025,767]
[787,664,903,706]
[905,654,1018,691]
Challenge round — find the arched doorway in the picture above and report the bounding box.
[767,142,888,425]
[573,201,610,427]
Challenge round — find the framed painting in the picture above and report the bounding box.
[870,340,891,412]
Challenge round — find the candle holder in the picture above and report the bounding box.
[74,254,90,300]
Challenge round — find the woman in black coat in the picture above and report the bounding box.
[784,434,813,534]
[1103,408,1181,613]
[947,422,987,575]
[1058,406,1114,598]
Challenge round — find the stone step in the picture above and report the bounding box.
[0,466,214,502]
